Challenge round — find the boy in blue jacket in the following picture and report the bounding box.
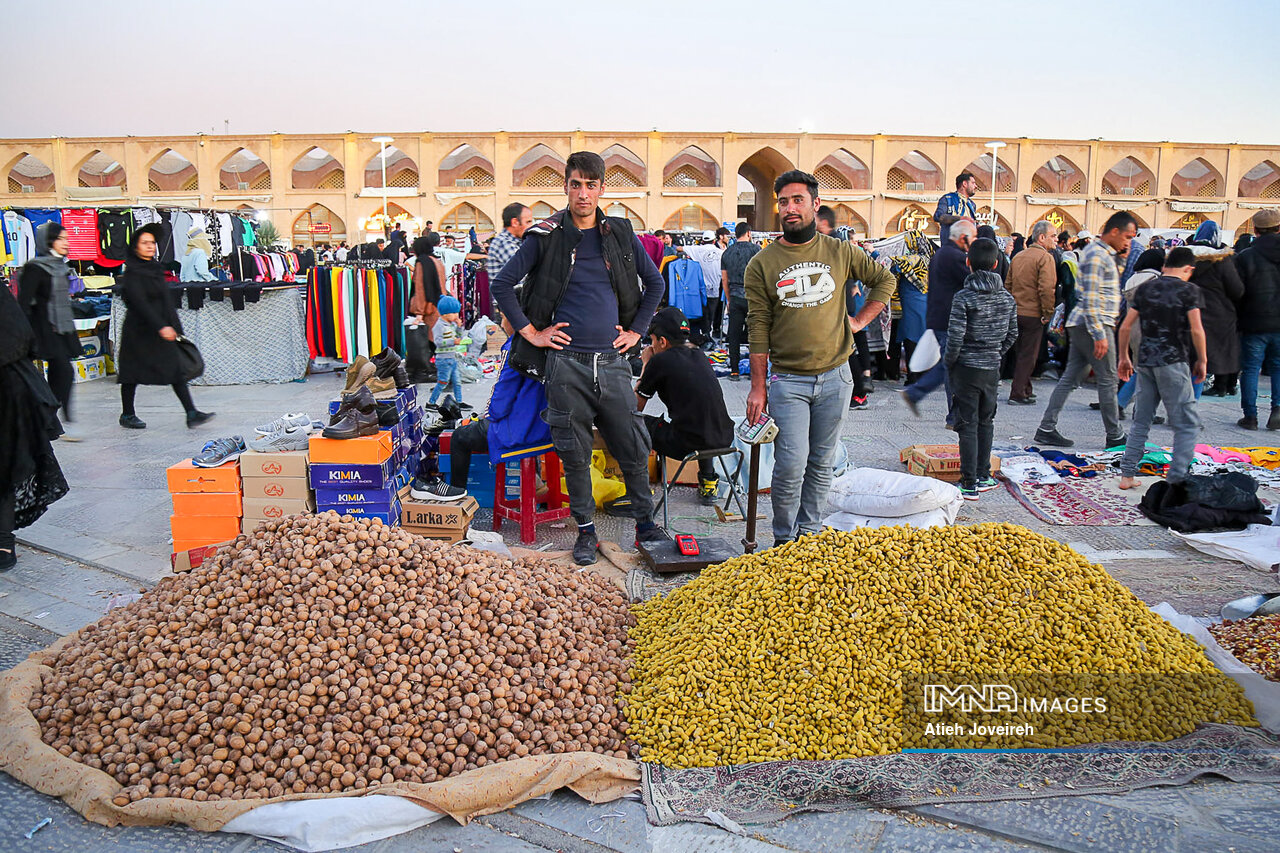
[410,320,552,501]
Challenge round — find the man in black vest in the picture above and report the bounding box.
[491,151,667,565]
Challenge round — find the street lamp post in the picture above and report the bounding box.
[985,141,1006,232]
[372,136,394,238]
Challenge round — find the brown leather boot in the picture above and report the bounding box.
[322,391,380,439]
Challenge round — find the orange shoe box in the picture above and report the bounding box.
[166,458,242,493]
[171,491,242,517]
[171,514,241,543]
[308,432,394,464]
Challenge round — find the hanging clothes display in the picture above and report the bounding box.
[60,209,99,261]
[96,209,134,267]
[305,265,409,361]
[227,248,299,283]
[668,257,705,320]
[3,210,35,267]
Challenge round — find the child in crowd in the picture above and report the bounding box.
[944,237,1019,500]
[428,295,465,409]
[1117,247,1207,490]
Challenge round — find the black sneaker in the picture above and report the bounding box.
[573,528,599,566]
[119,414,147,430]
[1105,434,1128,449]
[635,525,668,547]
[192,435,246,468]
[376,401,401,427]
[409,477,468,502]
[0,548,15,572]
[728,373,741,382]
[186,410,216,428]
[1008,396,1036,405]
[1034,429,1074,448]
[1239,415,1259,430]
[1269,407,1280,431]
[849,394,868,410]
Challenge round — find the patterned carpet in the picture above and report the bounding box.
[1001,473,1155,526]
[643,723,1280,826]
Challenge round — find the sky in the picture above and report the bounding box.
[5,0,1279,144]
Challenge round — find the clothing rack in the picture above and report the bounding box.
[305,264,409,362]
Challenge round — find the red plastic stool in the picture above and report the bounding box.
[492,450,571,544]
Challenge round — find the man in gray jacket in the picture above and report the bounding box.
[944,237,1018,500]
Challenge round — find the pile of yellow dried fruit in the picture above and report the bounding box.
[31,513,634,803]
[627,524,1255,767]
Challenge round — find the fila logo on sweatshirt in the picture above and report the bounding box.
[775,263,837,308]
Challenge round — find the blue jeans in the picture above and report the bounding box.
[905,329,953,424]
[767,362,853,542]
[1121,364,1201,482]
[429,356,462,405]
[1240,332,1280,418]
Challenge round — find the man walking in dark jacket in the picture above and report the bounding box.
[945,237,1018,499]
[1236,208,1280,430]
[490,151,666,565]
[902,219,976,426]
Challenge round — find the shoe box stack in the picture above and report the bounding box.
[166,457,241,553]
[312,384,423,522]
[239,449,315,532]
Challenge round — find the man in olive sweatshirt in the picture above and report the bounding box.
[745,170,897,546]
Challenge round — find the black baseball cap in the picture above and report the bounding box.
[649,307,690,341]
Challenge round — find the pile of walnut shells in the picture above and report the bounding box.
[31,512,635,803]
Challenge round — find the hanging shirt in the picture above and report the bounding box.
[61,209,100,261]
[681,243,725,301]
[97,210,134,262]
[216,213,234,253]
[3,211,36,267]
[22,208,62,232]
[170,211,195,256]
[132,207,160,226]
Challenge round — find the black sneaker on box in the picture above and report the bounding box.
[409,477,468,502]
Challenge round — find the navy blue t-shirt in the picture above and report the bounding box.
[554,227,619,353]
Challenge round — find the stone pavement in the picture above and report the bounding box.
[3,367,1279,852]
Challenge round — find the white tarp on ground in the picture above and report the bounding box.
[1153,603,1280,734]
[1171,525,1280,573]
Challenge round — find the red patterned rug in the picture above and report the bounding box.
[1002,474,1154,526]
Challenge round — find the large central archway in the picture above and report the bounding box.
[738,147,794,231]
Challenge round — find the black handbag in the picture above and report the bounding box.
[174,335,205,382]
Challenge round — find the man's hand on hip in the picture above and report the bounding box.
[612,326,640,352]
[520,322,571,350]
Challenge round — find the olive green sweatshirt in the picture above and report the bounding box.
[744,234,897,375]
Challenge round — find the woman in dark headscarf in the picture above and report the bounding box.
[0,281,68,571]
[1234,233,1255,252]
[116,224,214,429]
[975,225,1010,281]
[1189,221,1245,396]
[18,222,82,439]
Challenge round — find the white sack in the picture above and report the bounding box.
[828,467,961,518]
[822,500,961,531]
[1170,525,1280,573]
[908,329,940,372]
[220,794,445,852]
[1152,602,1280,734]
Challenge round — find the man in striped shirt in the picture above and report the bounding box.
[1034,211,1138,448]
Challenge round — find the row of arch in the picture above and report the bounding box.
[11,145,1280,199]
[280,199,1036,242]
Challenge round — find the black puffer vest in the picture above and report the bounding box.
[508,208,640,380]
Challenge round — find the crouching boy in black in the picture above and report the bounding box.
[636,308,734,504]
[944,237,1018,500]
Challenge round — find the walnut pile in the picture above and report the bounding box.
[31,512,634,803]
